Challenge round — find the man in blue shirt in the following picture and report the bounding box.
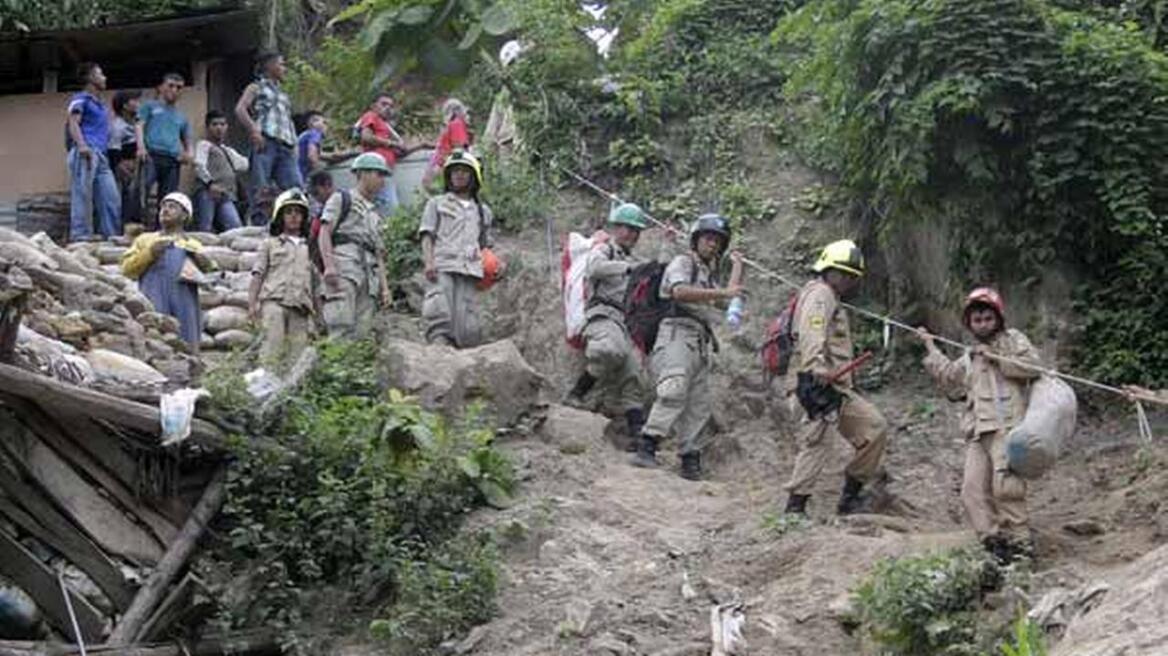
[136,72,192,220]
[66,62,121,241]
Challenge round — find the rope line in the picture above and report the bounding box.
[543,157,1164,411]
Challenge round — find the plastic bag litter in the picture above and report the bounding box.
[244,368,281,401]
[159,388,209,446]
[1007,375,1077,479]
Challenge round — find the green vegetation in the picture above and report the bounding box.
[776,0,1168,386]
[202,340,513,653]
[853,547,1001,655]
[1001,613,1048,656]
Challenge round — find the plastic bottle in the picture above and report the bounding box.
[726,296,745,330]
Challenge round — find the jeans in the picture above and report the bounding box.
[67,148,121,242]
[193,187,243,233]
[145,152,181,198]
[375,178,399,217]
[248,136,302,225]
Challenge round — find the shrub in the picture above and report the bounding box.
[203,340,513,652]
[853,546,998,655]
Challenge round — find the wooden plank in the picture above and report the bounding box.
[56,412,140,496]
[137,574,212,643]
[0,420,164,565]
[0,530,106,643]
[0,630,279,656]
[2,396,181,546]
[0,493,134,611]
[0,363,225,449]
[109,468,227,646]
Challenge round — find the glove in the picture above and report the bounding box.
[796,371,843,419]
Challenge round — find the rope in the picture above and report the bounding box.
[541,156,1166,411]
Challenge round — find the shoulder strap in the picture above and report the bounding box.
[338,189,352,230]
[474,199,488,249]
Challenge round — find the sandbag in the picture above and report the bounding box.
[85,348,167,384]
[1006,375,1077,479]
[204,305,250,334]
[214,329,253,350]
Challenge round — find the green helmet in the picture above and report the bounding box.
[351,152,391,174]
[608,203,647,230]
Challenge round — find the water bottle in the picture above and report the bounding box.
[726,296,745,331]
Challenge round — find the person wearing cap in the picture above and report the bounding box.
[565,203,649,444]
[249,188,318,366]
[318,153,392,339]
[419,150,496,348]
[631,214,744,480]
[781,239,888,517]
[916,288,1042,563]
[121,192,214,348]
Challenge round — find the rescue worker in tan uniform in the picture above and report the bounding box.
[565,203,650,447]
[916,288,1042,562]
[420,150,495,348]
[319,153,392,339]
[783,239,889,516]
[249,188,317,366]
[632,214,744,480]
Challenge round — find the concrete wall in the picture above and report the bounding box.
[0,82,208,203]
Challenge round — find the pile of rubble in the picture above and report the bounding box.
[0,225,269,390]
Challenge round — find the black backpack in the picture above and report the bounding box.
[623,258,701,355]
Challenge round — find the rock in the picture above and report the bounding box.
[214,329,253,349]
[539,404,610,449]
[204,306,250,335]
[200,288,227,309]
[378,338,544,427]
[85,348,167,384]
[47,313,93,345]
[200,333,215,351]
[455,625,488,654]
[1063,519,1106,537]
[239,252,259,272]
[122,290,153,317]
[150,357,195,384]
[138,311,181,335]
[79,310,127,334]
[29,232,91,276]
[0,584,42,639]
[588,634,633,655]
[1052,544,1168,655]
[0,241,57,270]
[0,226,37,247]
[563,598,596,637]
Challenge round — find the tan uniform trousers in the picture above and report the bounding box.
[423,271,482,348]
[784,390,888,495]
[258,301,311,367]
[643,320,710,455]
[963,430,1028,539]
[582,315,643,412]
[322,276,376,340]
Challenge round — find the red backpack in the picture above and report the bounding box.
[761,292,799,381]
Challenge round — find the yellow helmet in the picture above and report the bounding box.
[812,239,865,277]
[443,149,483,190]
[270,187,311,237]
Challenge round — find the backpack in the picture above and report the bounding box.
[561,230,609,348]
[623,257,700,356]
[309,189,352,271]
[760,292,799,380]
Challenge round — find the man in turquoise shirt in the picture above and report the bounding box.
[136,72,192,220]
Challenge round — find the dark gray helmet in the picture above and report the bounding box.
[689,213,732,254]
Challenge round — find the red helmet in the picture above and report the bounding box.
[963,287,1005,327]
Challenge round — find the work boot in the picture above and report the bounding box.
[679,452,702,481]
[784,494,810,517]
[836,475,865,515]
[1003,535,1036,565]
[563,372,597,408]
[630,434,659,468]
[623,407,646,452]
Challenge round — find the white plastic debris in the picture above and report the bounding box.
[159,388,210,446]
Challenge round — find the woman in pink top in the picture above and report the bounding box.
[423,98,473,187]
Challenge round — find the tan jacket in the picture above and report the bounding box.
[585,240,634,322]
[321,189,385,295]
[419,193,494,278]
[252,235,315,312]
[923,328,1041,439]
[659,252,721,330]
[789,278,855,390]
